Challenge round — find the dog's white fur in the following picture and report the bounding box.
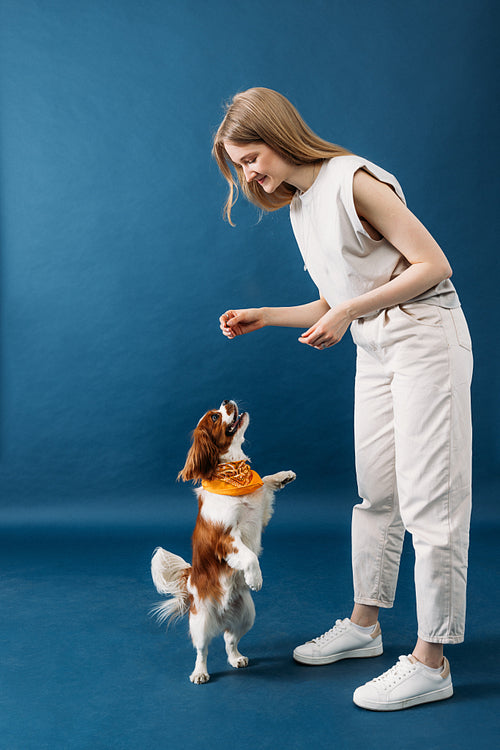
[151,400,295,684]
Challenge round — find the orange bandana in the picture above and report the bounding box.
[201,461,264,496]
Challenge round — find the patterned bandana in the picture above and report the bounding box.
[201,460,264,496]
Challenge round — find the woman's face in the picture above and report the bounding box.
[224,141,292,193]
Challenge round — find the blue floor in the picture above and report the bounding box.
[1,485,499,750]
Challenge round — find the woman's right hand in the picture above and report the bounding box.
[219,308,266,339]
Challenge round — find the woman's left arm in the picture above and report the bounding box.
[299,170,452,350]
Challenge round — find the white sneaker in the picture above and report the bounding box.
[293,618,383,665]
[353,654,453,711]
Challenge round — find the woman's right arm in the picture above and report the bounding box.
[220,298,331,339]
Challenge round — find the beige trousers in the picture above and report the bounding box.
[350,303,473,644]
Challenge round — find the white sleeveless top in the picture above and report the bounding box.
[289,155,460,311]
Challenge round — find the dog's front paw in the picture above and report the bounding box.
[190,671,210,684]
[264,470,296,489]
[245,564,263,591]
[280,470,296,486]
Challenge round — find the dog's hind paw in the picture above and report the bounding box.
[190,671,210,684]
[229,655,249,669]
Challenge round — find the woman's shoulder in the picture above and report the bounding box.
[321,154,374,185]
[326,154,405,204]
[326,153,384,175]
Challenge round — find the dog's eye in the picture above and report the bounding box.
[211,414,220,423]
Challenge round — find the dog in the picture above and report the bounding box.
[151,399,295,684]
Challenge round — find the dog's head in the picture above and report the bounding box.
[178,400,249,483]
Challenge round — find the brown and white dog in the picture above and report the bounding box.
[151,400,295,684]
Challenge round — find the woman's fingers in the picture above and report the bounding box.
[220,311,236,337]
[220,309,247,338]
[220,308,264,338]
[299,324,324,348]
[220,310,236,326]
[299,325,335,349]
[299,307,351,349]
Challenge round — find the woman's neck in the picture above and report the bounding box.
[287,160,323,193]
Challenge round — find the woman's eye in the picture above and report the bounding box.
[211,414,220,422]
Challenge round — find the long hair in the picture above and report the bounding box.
[212,87,351,224]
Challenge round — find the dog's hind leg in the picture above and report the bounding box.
[224,590,255,669]
[224,632,248,669]
[190,645,209,684]
[189,610,212,684]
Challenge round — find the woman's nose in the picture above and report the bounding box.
[243,164,256,182]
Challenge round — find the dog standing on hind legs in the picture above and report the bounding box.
[151,400,295,684]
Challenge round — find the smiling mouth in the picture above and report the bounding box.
[226,408,246,435]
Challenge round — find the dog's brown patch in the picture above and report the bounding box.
[189,500,237,604]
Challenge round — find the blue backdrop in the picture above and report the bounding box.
[1,4,500,750]
[0,0,497,519]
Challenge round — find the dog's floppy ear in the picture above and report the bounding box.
[178,428,220,482]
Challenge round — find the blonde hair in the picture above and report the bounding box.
[212,87,350,224]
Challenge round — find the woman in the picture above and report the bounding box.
[213,87,472,711]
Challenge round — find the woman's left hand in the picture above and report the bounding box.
[298,305,352,350]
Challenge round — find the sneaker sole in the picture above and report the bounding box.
[293,641,383,666]
[353,683,453,711]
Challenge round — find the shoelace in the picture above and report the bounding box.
[312,619,347,644]
[372,655,416,689]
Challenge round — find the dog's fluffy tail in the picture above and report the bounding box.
[150,547,191,626]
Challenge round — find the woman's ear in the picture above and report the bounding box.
[177,428,220,482]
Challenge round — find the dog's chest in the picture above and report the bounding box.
[199,492,263,547]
